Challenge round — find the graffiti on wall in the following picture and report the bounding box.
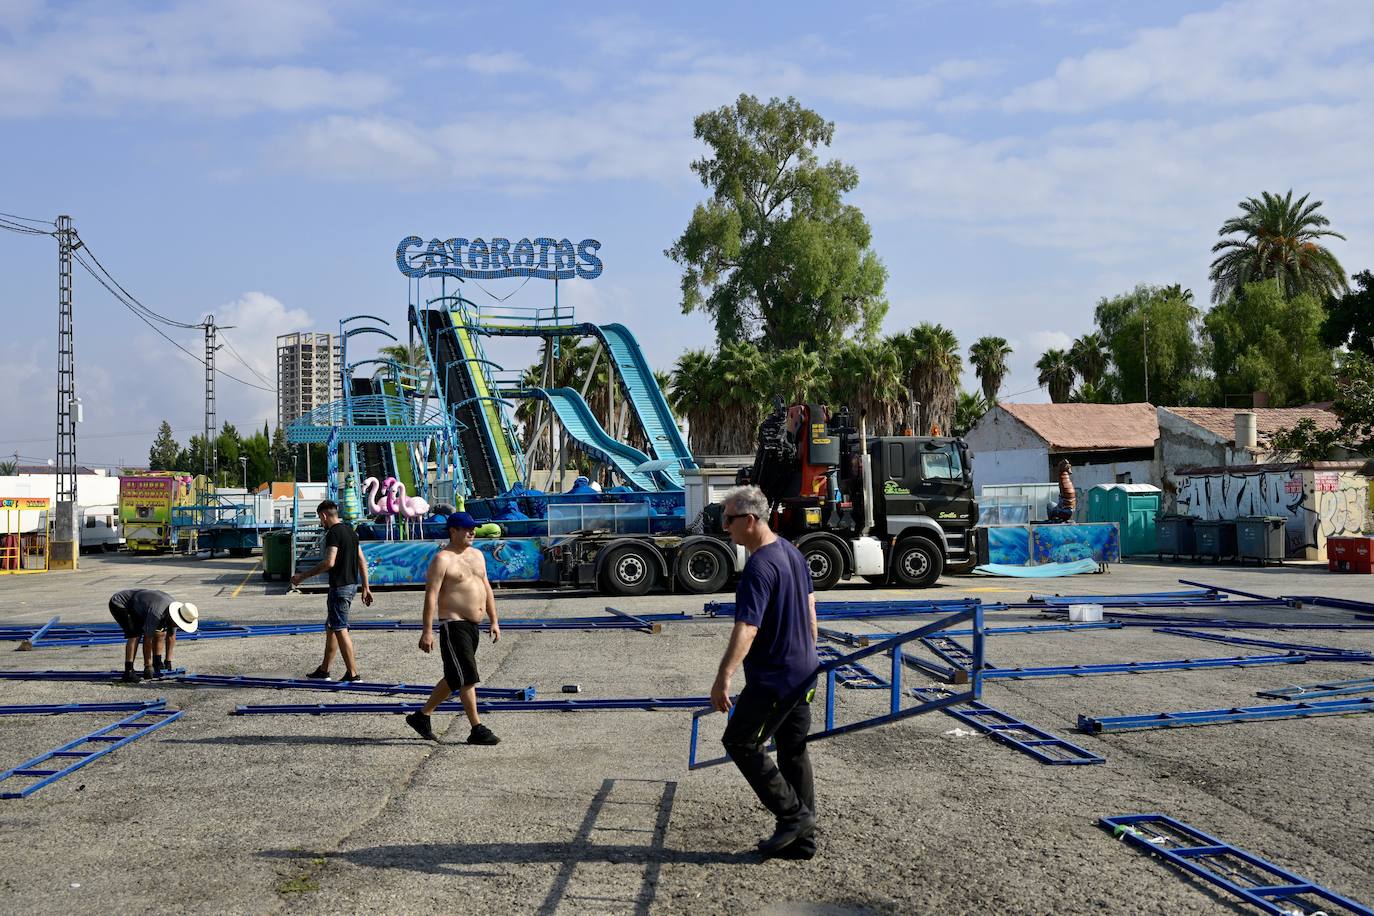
[1172,468,1367,558]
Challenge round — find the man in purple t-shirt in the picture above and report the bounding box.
[710,484,820,859]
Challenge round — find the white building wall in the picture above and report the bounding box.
[964,406,1051,490]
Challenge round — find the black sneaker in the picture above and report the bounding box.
[340,672,362,683]
[305,667,331,680]
[120,670,140,684]
[405,712,438,741]
[467,723,500,745]
[774,835,817,860]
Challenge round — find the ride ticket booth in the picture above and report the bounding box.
[0,497,51,574]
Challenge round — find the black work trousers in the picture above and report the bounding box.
[721,679,816,821]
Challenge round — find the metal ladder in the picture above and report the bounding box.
[0,704,182,799]
[1101,814,1373,915]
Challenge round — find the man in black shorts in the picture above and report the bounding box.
[406,511,501,745]
[291,500,372,681]
[108,589,200,682]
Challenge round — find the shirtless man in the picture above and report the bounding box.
[405,511,501,745]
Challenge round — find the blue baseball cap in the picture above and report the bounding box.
[446,511,478,531]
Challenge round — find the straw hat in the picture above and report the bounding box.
[167,601,199,634]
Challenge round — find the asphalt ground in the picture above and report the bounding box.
[1,552,1372,915]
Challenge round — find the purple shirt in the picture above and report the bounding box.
[735,539,818,696]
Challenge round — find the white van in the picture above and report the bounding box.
[80,505,124,553]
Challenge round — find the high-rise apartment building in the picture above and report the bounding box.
[276,332,341,428]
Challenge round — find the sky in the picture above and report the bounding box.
[2,0,1372,469]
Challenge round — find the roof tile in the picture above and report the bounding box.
[999,402,1158,450]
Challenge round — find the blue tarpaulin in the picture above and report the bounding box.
[973,559,1100,578]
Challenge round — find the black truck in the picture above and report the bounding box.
[541,402,978,595]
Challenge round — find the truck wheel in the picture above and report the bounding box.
[675,542,729,594]
[600,545,658,597]
[800,540,844,591]
[892,537,944,588]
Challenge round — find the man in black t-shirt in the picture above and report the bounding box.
[711,484,820,860]
[292,500,372,681]
[108,588,200,682]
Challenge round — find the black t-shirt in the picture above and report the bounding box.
[324,522,361,588]
[109,588,173,638]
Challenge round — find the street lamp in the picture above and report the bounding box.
[239,456,248,491]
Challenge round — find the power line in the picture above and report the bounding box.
[219,329,274,387]
[0,217,54,236]
[0,209,55,226]
[3,426,203,445]
[73,240,202,329]
[70,251,274,393]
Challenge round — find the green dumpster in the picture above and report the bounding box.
[262,530,292,581]
[1086,484,1161,556]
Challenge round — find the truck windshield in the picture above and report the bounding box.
[920,445,963,481]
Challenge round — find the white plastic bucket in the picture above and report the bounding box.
[1067,603,1104,623]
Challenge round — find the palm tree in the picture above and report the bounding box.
[826,338,906,434]
[894,323,961,435]
[761,347,828,408]
[1068,332,1108,388]
[377,342,432,395]
[1209,190,1348,303]
[953,390,989,436]
[968,336,1012,404]
[1036,349,1076,403]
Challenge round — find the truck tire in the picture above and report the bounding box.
[600,545,658,597]
[891,537,943,588]
[799,540,844,591]
[674,542,729,594]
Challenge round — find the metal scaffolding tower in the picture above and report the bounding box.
[51,215,78,570]
[203,317,216,482]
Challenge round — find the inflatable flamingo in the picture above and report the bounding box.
[390,480,430,519]
[362,477,387,515]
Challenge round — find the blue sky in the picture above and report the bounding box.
[2,0,1372,468]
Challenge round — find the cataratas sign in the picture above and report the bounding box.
[396,236,603,280]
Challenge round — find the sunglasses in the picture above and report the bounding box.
[722,512,754,528]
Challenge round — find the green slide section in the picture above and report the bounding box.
[449,307,521,492]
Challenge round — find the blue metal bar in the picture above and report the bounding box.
[944,621,1124,636]
[0,701,165,715]
[911,687,1103,765]
[601,606,663,633]
[1100,814,1374,915]
[985,653,1309,680]
[898,649,963,684]
[814,646,888,688]
[0,707,183,799]
[234,696,717,715]
[1034,609,1374,630]
[1176,579,1288,603]
[0,669,186,682]
[1153,627,1373,658]
[704,598,986,619]
[920,636,979,672]
[1029,589,1218,602]
[176,674,534,701]
[16,616,60,650]
[1080,696,1374,732]
[1256,676,1374,701]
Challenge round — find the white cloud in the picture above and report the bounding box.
[0,0,390,117]
[462,52,529,75]
[1002,0,1374,112]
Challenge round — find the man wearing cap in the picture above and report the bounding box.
[292,500,373,682]
[406,511,501,745]
[107,589,199,683]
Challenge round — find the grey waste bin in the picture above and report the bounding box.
[1194,520,1238,562]
[1156,515,1196,561]
[1237,516,1286,566]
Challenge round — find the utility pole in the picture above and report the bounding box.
[51,215,79,570]
[204,317,217,485]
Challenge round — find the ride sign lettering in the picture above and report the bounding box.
[396,236,603,280]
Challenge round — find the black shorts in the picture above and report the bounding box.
[439,619,481,689]
[109,601,140,640]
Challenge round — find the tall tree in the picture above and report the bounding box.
[216,422,242,487]
[968,336,1012,404]
[1203,281,1336,407]
[1321,269,1374,358]
[1094,284,1206,404]
[894,323,961,435]
[667,94,888,350]
[147,420,180,471]
[1068,332,1108,389]
[1209,190,1348,304]
[826,338,906,434]
[1036,349,1076,403]
[954,390,989,436]
[270,426,292,480]
[668,348,719,455]
[761,347,828,408]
